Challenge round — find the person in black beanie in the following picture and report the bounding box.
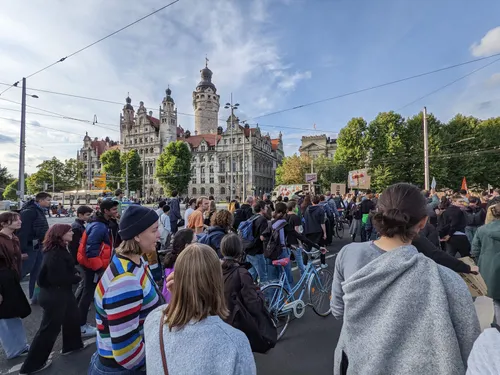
[88,205,163,374]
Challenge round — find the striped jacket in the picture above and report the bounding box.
[94,254,160,370]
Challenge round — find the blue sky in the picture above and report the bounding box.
[1,0,500,175]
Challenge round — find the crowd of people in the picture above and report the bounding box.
[1,185,500,374]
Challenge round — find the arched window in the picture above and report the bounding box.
[150,147,153,153]
[201,187,206,195]
[145,148,148,154]
[192,187,197,195]
[209,165,214,173]
[201,166,205,174]
[220,187,226,195]
[209,187,214,195]
[139,149,143,154]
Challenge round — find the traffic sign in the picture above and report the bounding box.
[305,173,317,183]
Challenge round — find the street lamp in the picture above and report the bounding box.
[224,94,239,202]
[18,77,39,207]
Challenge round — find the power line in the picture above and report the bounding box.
[0,116,87,137]
[249,51,500,120]
[0,0,182,96]
[397,55,500,111]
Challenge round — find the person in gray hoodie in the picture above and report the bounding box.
[331,183,479,375]
[144,243,256,375]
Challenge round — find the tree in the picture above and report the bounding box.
[3,178,27,200]
[121,150,143,192]
[314,155,348,191]
[334,117,368,172]
[274,154,311,185]
[0,164,14,189]
[63,158,85,190]
[100,149,122,189]
[156,141,191,195]
[27,157,82,194]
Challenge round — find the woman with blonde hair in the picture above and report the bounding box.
[144,243,256,375]
[88,205,163,374]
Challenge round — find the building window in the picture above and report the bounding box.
[145,148,148,154]
[201,146,206,151]
[220,187,226,195]
[201,187,206,195]
[224,139,227,145]
[192,187,197,195]
[238,138,241,143]
[150,147,154,153]
[201,166,205,174]
[209,165,214,173]
[220,161,225,173]
[134,138,137,144]
[219,176,225,184]
[201,177,206,184]
[209,187,214,195]
[145,128,148,132]
[209,177,214,183]
[192,177,197,184]
[140,149,143,154]
[140,138,143,143]
[232,138,235,144]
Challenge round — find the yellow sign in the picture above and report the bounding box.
[93,173,106,189]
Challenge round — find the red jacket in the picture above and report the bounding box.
[77,218,113,271]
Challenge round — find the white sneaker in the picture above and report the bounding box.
[80,324,97,338]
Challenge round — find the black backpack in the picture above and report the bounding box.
[224,266,277,353]
[264,220,287,260]
[465,209,484,227]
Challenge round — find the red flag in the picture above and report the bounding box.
[461,177,468,192]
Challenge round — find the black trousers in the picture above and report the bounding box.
[445,235,471,258]
[170,219,178,234]
[361,223,372,242]
[78,267,98,327]
[20,288,82,373]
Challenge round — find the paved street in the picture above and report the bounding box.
[0,221,350,375]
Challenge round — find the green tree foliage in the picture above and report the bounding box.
[274,154,311,185]
[26,157,84,194]
[121,150,143,192]
[100,149,122,189]
[0,164,14,189]
[313,155,348,191]
[334,117,368,171]
[156,141,191,195]
[2,178,27,200]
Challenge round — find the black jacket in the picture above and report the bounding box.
[17,200,49,253]
[360,199,375,215]
[169,197,182,221]
[246,215,268,256]
[464,206,486,227]
[233,204,253,230]
[438,205,467,238]
[304,205,325,235]
[420,222,440,248]
[412,234,471,274]
[38,245,81,292]
[69,219,86,264]
[284,213,318,249]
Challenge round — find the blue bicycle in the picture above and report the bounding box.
[261,246,334,340]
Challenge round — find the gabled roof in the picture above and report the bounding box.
[299,142,327,151]
[146,115,160,129]
[184,134,221,148]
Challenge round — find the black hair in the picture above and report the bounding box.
[221,234,244,270]
[286,201,296,211]
[273,202,287,219]
[100,199,119,212]
[469,196,480,205]
[189,198,197,206]
[35,192,51,201]
[253,200,266,213]
[312,195,321,205]
[209,195,214,201]
[276,196,282,202]
[283,196,289,202]
[171,191,178,197]
[158,200,167,208]
[162,205,171,213]
[76,205,93,216]
[163,228,194,269]
[371,183,427,243]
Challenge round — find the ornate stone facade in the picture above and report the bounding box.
[77,134,118,189]
[299,134,337,159]
[117,62,282,200]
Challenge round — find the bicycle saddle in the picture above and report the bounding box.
[272,258,290,267]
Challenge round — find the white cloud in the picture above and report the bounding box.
[470,26,500,57]
[486,72,500,87]
[0,0,311,175]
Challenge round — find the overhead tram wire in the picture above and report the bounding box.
[0,116,88,137]
[396,55,500,111]
[0,0,182,97]
[248,51,500,120]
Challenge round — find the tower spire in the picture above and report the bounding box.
[205,55,209,68]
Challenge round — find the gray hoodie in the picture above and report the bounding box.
[332,242,480,375]
[144,305,256,375]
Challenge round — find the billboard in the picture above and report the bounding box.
[330,183,346,196]
[348,168,371,190]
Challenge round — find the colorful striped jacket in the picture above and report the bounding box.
[94,254,160,370]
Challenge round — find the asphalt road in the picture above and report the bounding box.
[0,220,350,375]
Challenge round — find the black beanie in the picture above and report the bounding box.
[118,205,159,241]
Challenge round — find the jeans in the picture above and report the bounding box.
[170,220,178,234]
[21,244,43,300]
[0,318,28,359]
[246,254,267,283]
[88,352,146,374]
[78,267,98,327]
[465,226,478,244]
[266,248,293,287]
[291,247,306,276]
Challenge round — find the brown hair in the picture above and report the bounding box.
[210,209,233,229]
[486,203,500,224]
[164,243,228,330]
[115,239,142,256]
[196,196,209,208]
[0,212,20,228]
[43,223,72,251]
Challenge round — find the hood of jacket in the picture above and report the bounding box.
[207,226,226,235]
[481,220,500,241]
[21,199,43,213]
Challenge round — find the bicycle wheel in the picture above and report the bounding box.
[308,268,334,317]
[261,283,291,340]
[336,220,345,238]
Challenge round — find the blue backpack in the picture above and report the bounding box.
[238,215,260,250]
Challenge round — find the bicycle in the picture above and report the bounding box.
[333,213,349,238]
[261,246,334,340]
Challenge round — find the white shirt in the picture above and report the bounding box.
[185,207,194,227]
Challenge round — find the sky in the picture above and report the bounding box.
[1,0,500,176]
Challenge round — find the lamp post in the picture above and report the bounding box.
[18,77,39,207]
[224,94,239,202]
